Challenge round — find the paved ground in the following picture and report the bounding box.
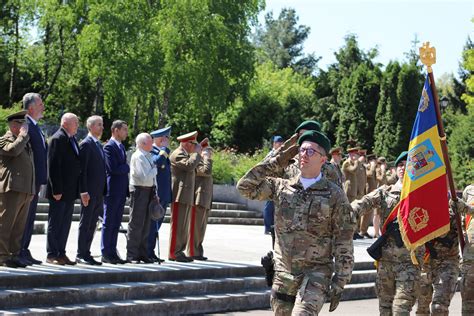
[209,293,463,315]
[29,222,375,264]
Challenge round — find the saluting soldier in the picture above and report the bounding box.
[237,130,354,315]
[168,131,201,262]
[416,213,460,316]
[188,138,213,261]
[342,147,360,202]
[351,151,422,315]
[329,147,345,186]
[147,126,172,263]
[0,111,35,268]
[359,153,377,239]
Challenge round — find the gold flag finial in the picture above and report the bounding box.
[419,42,436,73]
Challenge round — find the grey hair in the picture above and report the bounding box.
[86,115,103,130]
[22,93,42,110]
[60,113,78,126]
[135,133,151,148]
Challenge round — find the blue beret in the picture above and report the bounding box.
[150,126,171,138]
[273,135,283,143]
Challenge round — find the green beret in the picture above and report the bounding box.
[297,130,331,154]
[295,120,321,133]
[395,151,408,167]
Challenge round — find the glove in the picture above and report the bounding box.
[328,278,344,312]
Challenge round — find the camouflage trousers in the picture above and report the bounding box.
[461,261,474,316]
[270,268,332,316]
[376,260,421,316]
[416,258,460,316]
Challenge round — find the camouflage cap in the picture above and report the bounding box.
[297,130,331,153]
[295,120,321,133]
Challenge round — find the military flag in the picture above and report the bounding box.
[397,73,450,260]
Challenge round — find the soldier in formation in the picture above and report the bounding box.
[351,151,422,315]
[237,130,354,315]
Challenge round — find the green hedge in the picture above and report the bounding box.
[212,149,267,184]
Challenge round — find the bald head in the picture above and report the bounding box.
[61,113,79,136]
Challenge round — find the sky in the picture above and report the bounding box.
[261,0,473,78]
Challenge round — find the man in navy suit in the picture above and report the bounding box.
[76,116,106,265]
[20,93,47,265]
[46,113,81,265]
[102,120,129,264]
[147,126,172,263]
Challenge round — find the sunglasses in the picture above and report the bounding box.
[299,147,324,157]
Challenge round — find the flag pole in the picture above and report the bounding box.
[419,42,466,251]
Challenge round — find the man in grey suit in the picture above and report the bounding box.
[0,111,35,268]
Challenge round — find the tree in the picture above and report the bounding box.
[254,8,319,75]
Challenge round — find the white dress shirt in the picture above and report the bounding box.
[130,148,157,189]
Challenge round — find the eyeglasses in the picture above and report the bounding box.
[299,147,324,157]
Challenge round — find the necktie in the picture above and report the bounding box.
[96,141,104,158]
[120,143,126,160]
[70,137,79,155]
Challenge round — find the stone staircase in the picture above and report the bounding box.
[35,198,264,226]
[0,260,376,315]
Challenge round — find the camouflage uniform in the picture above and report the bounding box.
[416,215,460,316]
[237,155,354,315]
[351,183,422,316]
[457,185,474,316]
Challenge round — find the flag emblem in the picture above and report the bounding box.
[406,140,443,181]
[408,207,429,232]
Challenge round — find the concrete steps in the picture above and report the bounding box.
[35,201,264,226]
[0,260,377,315]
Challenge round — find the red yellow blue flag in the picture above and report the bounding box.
[397,74,450,258]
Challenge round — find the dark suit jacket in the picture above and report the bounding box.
[27,116,48,187]
[79,135,107,198]
[46,127,81,201]
[104,139,129,197]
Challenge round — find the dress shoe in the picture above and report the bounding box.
[192,256,208,261]
[353,233,363,240]
[25,253,42,265]
[60,255,76,266]
[169,255,193,263]
[115,256,127,264]
[126,257,141,264]
[46,256,65,265]
[150,255,165,264]
[76,256,102,265]
[6,257,28,268]
[102,255,119,264]
[0,259,18,268]
[140,257,154,264]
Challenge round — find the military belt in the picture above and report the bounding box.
[271,289,296,304]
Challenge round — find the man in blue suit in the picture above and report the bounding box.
[76,116,107,265]
[46,113,81,265]
[20,93,47,265]
[147,126,172,263]
[102,120,129,264]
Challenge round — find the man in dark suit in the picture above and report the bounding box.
[76,115,106,265]
[20,93,47,265]
[46,113,81,265]
[102,120,129,264]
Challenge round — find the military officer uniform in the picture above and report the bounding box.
[147,126,172,262]
[0,111,35,268]
[416,214,460,316]
[456,185,474,316]
[359,154,377,238]
[342,147,360,202]
[329,147,345,188]
[168,131,201,262]
[351,151,422,316]
[188,138,213,260]
[237,130,354,315]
